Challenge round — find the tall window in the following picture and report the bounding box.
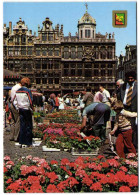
[48,34,53,41]
[93,30,94,38]
[77,46,83,59]
[108,47,112,59]
[42,34,47,41]
[101,69,105,76]
[108,69,112,76]
[48,47,53,56]
[54,47,59,56]
[36,78,41,84]
[21,47,26,55]
[27,47,32,55]
[35,61,41,69]
[15,47,20,56]
[81,30,83,38]
[21,35,26,44]
[42,61,47,69]
[48,78,53,84]
[94,70,99,76]
[64,47,69,59]
[42,47,47,56]
[55,78,59,84]
[71,47,76,59]
[36,48,40,56]
[8,47,13,56]
[15,35,20,44]
[85,30,90,38]
[42,78,47,84]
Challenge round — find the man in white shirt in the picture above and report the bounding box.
[9,81,21,141]
[99,85,111,107]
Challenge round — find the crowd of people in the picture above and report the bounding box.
[4,70,137,159]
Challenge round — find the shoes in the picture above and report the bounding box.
[20,144,33,148]
[21,144,28,148]
[15,142,21,147]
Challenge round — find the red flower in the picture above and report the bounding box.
[61,158,70,166]
[66,177,79,188]
[4,167,8,173]
[107,159,120,167]
[50,160,58,165]
[90,182,102,192]
[126,175,138,187]
[57,181,66,192]
[6,178,13,184]
[101,162,109,168]
[75,169,87,178]
[119,186,131,192]
[46,172,58,183]
[97,155,105,159]
[82,176,93,186]
[119,166,128,172]
[46,184,60,193]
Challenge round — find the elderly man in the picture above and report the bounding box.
[116,79,124,93]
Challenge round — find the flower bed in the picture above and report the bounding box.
[46,110,80,124]
[42,123,101,151]
[4,154,138,193]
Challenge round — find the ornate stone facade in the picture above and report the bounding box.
[117,45,137,80]
[3,10,117,95]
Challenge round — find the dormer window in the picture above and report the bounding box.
[85,29,90,38]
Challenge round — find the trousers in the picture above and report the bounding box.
[9,103,20,141]
[116,129,136,158]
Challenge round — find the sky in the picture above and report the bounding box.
[3,1,137,57]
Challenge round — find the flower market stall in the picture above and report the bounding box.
[4,107,138,193]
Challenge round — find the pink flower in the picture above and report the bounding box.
[127,153,136,159]
[119,186,131,192]
[107,159,120,167]
[26,155,32,160]
[114,156,120,160]
[32,157,40,163]
[4,156,11,161]
[6,165,12,169]
[6,161,14,166]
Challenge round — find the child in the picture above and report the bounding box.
[110,100,137,158]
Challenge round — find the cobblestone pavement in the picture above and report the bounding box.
[4,126,115,163]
